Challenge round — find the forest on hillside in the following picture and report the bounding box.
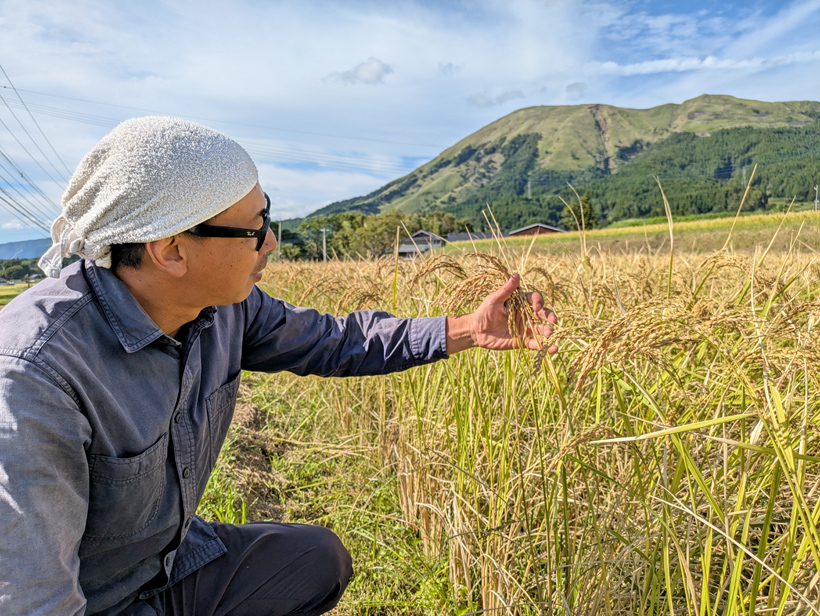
[452,123,820,230]
[442,123,820,231]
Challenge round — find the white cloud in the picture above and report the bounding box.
[587,50,820,77]
[467,89,525,108]
[438,62,462,78]
[328,57,394,85]
[1,221,26,230]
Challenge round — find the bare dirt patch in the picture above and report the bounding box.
[227,385,287,521]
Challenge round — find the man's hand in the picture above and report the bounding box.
[446,273,558,355]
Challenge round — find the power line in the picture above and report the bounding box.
[0,92,69,184]
[0,167,58,223]
[0,98,121,128]
[0,64,72,176]
[0,94,70,182]
[0,149,56,234]
[0,146,61,215]
[0,85,445,149]
[0,97,423,176]
[0,68,62,236]
[0,190,51,235]
[0,112,67,191]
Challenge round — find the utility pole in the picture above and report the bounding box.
[815,185,818,211]
[321,228,327,262]
[742,165,746,187]
[527,175,532,199]
[277,221,281,261]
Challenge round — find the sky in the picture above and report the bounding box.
[1,0,820,243]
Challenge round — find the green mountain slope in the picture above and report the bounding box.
[311,94,820,228]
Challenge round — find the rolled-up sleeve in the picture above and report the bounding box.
[240,287,448,376]
[0,355,91,616]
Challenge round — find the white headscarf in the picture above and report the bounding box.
[39,116,258,277]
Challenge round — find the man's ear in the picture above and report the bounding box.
[144,235,188,278]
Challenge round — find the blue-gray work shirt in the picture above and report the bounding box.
[0,260,447,615]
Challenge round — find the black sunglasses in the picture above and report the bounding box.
[187,193,271,252]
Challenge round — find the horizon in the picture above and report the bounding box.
[2,0,820,243]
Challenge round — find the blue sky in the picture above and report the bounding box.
[1,0,819,243]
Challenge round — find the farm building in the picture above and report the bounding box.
[506,223,565,237]
[397,230,447,259]
[446,231,496,242]
[398,224,564,258]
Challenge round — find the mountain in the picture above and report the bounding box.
[310,95,820,229]
[0,238,51,260]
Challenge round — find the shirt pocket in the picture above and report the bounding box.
[84,432,168,541]
[206,372,242,469]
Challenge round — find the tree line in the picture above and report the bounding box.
[278,211,474,260]
[0,258,40,282]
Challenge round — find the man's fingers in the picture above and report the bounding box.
[523,291,557,325]
[525,290,543,313]
[527,322,553,340]
[490,273,520,305]
[525,337,558,353]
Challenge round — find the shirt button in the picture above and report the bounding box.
[174,413,182,424]
[182,468,191,478]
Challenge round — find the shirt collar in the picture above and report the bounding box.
[83,260,216,354]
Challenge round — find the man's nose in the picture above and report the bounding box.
[263,226,277,253]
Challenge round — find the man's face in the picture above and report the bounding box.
[183,183,276,306]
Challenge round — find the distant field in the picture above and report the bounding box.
[0,283,29,307]
[448,209,820,256]
[607,200,816,228]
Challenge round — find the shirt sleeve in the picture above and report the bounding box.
[0,355,91,616]
[240,286,448,376]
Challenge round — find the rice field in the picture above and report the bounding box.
[0,282,29,306]
[453,209,820,257]
[205,208,820,615]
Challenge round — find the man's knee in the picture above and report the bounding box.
[205,522,353,615]
[300,525,353,595]
[252,523,353,609]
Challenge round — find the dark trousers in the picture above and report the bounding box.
[126,522,353,616]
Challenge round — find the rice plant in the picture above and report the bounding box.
[251,210,820,615]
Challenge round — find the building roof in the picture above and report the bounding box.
[507,223,565,235]
[396,229,446,254]
[409,229,446,243]
[446,231,499,242]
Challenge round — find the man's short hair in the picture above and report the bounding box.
[110,243,146,270]
[109,232,206,271]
